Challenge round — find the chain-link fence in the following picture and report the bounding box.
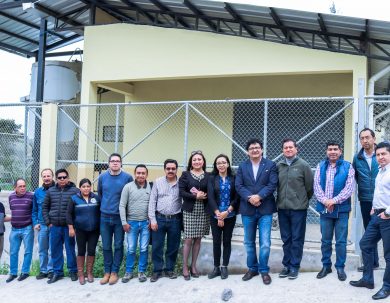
[0,103,42,191]
[366,96,390,142]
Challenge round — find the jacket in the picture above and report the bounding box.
[42,182,79,226]
[352,148,379,202]
[32,182,55,226]
[179,171,209,212]
[235,158,278,216]
[207,174,239,215]
[277,157,314,210]
[67,192,100,231]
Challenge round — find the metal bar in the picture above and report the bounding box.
[122,105,185,160]
[23,107,28,180]
[27,107,42,121]
[189,104,247,154]
[0,41,34,57]
[114,104,120,153]
[263,99,268,158]
[272,100,354,162]
[0,28,39,45]
[36,19,47,102]
[183,103,189,168]
[374,107,390,121]
[45,50,84,58]
[59,107,109,157]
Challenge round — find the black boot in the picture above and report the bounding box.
[208,267,221,279]
[221,266,228,279]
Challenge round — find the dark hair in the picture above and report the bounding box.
[282,138,297,148]
[359,128,375,138]
[164,159,178,169]
[187,151,206,171]
[55,168,69,178]
[212,154,233,176]
[376,141,390,153]
[245,138,263,151]
[41,168,54,176]
[14,178,26,187]
[326,141,341,149]
[135,164,148,173]
[108,153,122,162]
[79,178,92,187]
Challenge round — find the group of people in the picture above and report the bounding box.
[0,129,389,300]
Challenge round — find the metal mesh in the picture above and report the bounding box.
[368,96,390,142]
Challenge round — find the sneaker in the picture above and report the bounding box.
[164,271,177,279]
[122,272,134,283]
[138,272,147,283]
[150,272,163,282]
[36,272,48,280]
[288,269,298,280]
[279,267,290,278]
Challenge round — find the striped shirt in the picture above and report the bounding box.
[148,176,181,225]
[9,192,34,228]
[314,163,355,204]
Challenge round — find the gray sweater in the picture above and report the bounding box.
[119,181,151,224]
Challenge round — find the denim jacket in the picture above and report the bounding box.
[32,182,54,226]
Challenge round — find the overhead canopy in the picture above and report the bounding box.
[1,0,390,94]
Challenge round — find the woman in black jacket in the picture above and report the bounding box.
[207,154,239,280]
[179,150,209,280]
[67,178,100,285]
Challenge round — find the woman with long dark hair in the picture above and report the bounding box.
[67,178,100,285]
[207,154,239,279]
[179,150,209,280]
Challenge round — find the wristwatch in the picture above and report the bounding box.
[384,211,390,218]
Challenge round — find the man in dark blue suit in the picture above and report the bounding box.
[236,138,278,285]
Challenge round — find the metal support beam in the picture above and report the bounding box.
[0,28,39,45]
[224,3,256,37]
[269,7,292,43]
[121,0,158,24]
[35,3,84,27]
[36,19,47,103]
[0,0,32,10]
[89,3,96,25]
[80,0,134,22]
[317,14,333,49]
[184,0,219,32]
[0,41,34,57]
[150,0,189,28]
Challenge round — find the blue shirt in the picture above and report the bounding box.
[214,176,235,219]
[32,185,53,226]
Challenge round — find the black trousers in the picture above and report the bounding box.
[361,201,379,267]
[75,229,100,256]
[210,216,236,267]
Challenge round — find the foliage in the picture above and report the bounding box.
[0,262,9,275]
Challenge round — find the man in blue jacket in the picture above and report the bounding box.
[352,128,379,271]
[32,168,55,280]
[236,138,278,285]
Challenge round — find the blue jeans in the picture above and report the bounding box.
[125,220,149,273]
[278,209,307,270]
[360,213,390,289]
[50,225,77,275]
[242,213,272,273]
[100,215,124,273]
[37,224,53,273]
[9,225,34,275]
[320,212,349,269]
[152,214,182,273]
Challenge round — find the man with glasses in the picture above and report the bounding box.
[99,153,133,285]
[148,159,182,282]
[43,168,79,284]
[236,138,278,285]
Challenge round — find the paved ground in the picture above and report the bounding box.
[0,270,387,303]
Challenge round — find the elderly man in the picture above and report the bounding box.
[350,142,390,300]
[314,141,355,281]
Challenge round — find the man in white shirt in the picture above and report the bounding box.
[350,142,390,300]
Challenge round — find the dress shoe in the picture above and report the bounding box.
[349,279,374,289]
[261,273,272,285]
[6,275,17,283]
[18,273,29,281]
[242,270,259,281]
[358,265,380,272]
[288,269,299,280]
[164,271,177,279]
[36,272,48,280]
[150,272,162,282]
[47,272,54,280]
[47,274,63,284]
[108,272,119,285]
[190,268,200,278]
[69,272,78,282]
[220,266,228,280]
[336,268,347,281]
[316,267,332,279]
[208,267,221,279]
[372,287,390,300]
[100,273,110,285]
[279,267,290,278]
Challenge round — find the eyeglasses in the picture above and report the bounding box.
[191,150,203,155]
[248,146,261,151]
[57,176,68,180]
[109,160,121,163]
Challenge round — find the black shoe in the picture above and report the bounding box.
[316,267,332,279]
[358,265,380,272]
[261,273,272,285]
[221,266,228,280]
[36,272,48,280]
[150,272,162,282]
[242,270,259,281]
[288,269,299,280]
[164,271,177,279]
[47,274,63,284]
[349,279,375,289]
[372,288,390,300]
[6,275,17,283]
[47,272,54,280]
[69,272,78,281]
[336,268,347,281]
[208,267,221,279]
[279,267,290,278]
[189,268,200,278]
[17,273,29,281]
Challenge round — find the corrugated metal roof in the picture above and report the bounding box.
[0,0,390,94]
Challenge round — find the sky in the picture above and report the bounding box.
[1,0,390,111]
